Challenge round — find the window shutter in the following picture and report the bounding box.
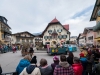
[58,36,59,38]
[66,35,67,38]
[2,34,4,39]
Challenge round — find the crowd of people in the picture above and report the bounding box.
[0,44,22,53]
[1,46,100,75]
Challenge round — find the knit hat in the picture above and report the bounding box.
[79,53,84,57]
[53,55,59,61]
[30,56,37,64]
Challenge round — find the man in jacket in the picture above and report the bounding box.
[72,57,83,75]
[54,54,74,75]
[92,58,100,75]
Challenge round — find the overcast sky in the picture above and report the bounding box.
[0,0,96,36]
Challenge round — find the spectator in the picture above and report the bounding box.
[39,58,53,75]
[86,54,94,75]
[54,54,74,75]
[0,65,2,75]
[20,56,41,75]
[16,55,31,75]
[92,58,100,75]
[80,53,87,75]
[72,57,83,75]
[51,55,59,72]
[67,51,74,65]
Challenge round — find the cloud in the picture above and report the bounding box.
[71,5,94,19]
[0,0,96,36]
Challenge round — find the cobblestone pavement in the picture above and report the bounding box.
[0,48,80,73]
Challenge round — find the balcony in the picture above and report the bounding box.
[4,37,11,42]
[93,22,100,32]
[0,27,12,34]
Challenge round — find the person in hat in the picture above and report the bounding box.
[16,55,31,75]
[20,56,41,75]
[80,53,87,75]
[51,55,59,71]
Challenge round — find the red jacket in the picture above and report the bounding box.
[72,63,83,75]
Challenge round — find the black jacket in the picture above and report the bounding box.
[0,66,2,75]
[67,56,73,65]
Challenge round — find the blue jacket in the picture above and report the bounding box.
[80,57,87,70]
[16,59,30,75]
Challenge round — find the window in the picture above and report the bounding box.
[17,39,20,42]
[57,29,62,33]
[26,39,29,42]
[2,34,4,39]
[44,36,47,39]
[22,39,25,42]
[48,30,52,34]
[88,36,93,40]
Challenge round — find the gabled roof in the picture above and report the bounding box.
[90,0,100,21]
[63,24,69,30]
[41,18,70,36]
[0,16,11,29]
[12,31,35,37]
[83,27,94,34]
[50,17,59,23]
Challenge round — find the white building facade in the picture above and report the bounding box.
[42,18,70,46]
[11,31,35,45]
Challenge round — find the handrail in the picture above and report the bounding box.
[1,72,17,75]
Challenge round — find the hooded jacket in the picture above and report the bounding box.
[54,62,74,75]
[16,59,30,75]
[20,64,41,75]
[72,63,83,75]
[39,65,53,75]
[80,57,87,70]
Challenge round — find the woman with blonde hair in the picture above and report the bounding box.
[16,55,31,75]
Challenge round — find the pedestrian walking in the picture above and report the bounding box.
[29,47,34,58]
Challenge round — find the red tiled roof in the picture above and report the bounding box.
[50,17,59,23]
[63,24,69,30]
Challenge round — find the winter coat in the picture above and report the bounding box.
[51,62,59,71]
[80,57,87,70]
[72,63,83,75]
[20,64,41,75]
[67,56,73,65]
[54,62,74,75]
[0,66,2,75]
[16,59,30,75]
[92,63,100,75]
[39,65,53,75]
[86,55,94,72]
